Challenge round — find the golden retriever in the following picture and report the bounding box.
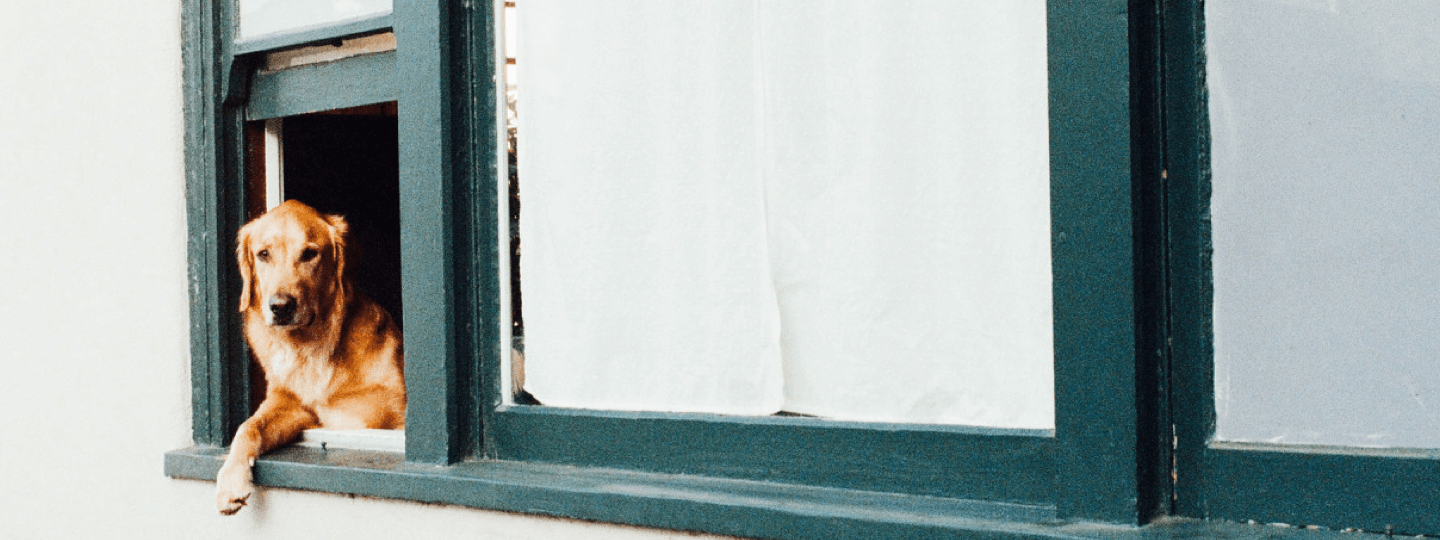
[216,200,405,515]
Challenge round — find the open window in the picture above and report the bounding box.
[243,25,403,448]
[172,0,1440,537]
[173,0,1152,534]
[242,104,402,437]
[203,8,406,448]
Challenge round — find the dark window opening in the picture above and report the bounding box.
[242,103,401,411]
[505,0,531,404]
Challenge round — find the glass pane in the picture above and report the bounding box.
[512,0,1052,428]
[1210,0,1440,447]
[239,0,391,40]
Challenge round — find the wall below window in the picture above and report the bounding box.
[0,1,732,538]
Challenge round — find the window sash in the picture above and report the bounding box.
[1203,444,1440,532]
[469,0,1152,521]
[489,406,1057,505]
[246,50,397,120]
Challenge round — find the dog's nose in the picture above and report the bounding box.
[268,294,297,325]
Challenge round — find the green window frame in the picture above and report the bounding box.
[168,0,1156,535]
[170,0,1438,537]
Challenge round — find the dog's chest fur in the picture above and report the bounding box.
[263,343,338,406]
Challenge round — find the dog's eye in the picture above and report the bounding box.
[256,249,270,262]
[299,248,319,262]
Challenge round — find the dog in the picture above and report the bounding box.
[216,200,406,515]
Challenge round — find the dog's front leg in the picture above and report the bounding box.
[216,390,317,515]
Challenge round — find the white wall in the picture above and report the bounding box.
[0,1,729,538]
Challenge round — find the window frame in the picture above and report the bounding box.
[481,3,1151,521]
[245,50,397,121]
[169,0,1189,536]
[1162,1,1440,535]
[178,0,410,447]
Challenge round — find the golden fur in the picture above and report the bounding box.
[216,200,405,515]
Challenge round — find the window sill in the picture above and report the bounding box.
[294,428,404,453]
[164,446,1370,540]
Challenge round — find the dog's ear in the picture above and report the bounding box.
[325,213,349,293]
[236,221,256,313]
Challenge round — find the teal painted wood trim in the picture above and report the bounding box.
[451,0,503,460]
[1206,444,1440,535]
[164,446,1371,540]
[1124,0,1171,522]
[182,0,221,447]
[234,12,393,55]
[245,51,397,120]
[491,406,1057,505]
[183,0,250,446]
[1158,0,1213,521]
[164,446,1065,539]
[397,0,480,466]
[1047,0,1144,524]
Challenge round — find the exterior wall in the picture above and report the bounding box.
[0,1,726,538]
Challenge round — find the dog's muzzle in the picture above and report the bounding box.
[267,294,298,326]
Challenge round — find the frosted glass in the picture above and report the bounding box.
[239,0,391,40]
[518,0,1052,427]
[1210,0,1440,447]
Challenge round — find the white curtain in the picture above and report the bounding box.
[517,0,1053,428]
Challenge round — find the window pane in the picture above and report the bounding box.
[1210,0,1440,447]
[239,0,391,40]
[516,0,1052,428]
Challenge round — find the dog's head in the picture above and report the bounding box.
[236,200,349,328]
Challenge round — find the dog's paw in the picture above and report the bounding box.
[215,459,254,515]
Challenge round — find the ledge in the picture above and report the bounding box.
[295,428,404,452]
[165,446,1372,540]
